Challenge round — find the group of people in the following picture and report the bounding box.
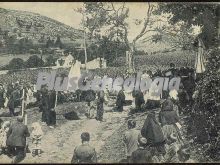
[0,62,198,163]
[0,81,37,116]
[122,64,194,114]
[67,88,195,163]
[122,93,196,163]
[0,117,43,163]
[68,63,197,163]
[68,92,195,163]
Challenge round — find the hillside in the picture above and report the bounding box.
[0,7,83,44]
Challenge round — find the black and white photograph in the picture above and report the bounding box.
[0,1,219,163]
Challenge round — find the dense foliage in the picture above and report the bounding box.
[156,3,219,49]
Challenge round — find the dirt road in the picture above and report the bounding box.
[0,104,130,163]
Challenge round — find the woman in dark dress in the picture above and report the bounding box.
[159,97,184,145]
[141,111,166,157]
[96,90,105,121]
[116,89,125,112]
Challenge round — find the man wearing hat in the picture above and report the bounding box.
[129,135,154,163]
[6,116,30,163]
[71,132,97,163]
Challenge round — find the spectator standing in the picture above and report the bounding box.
[116,89,125,112]
[96,90,105,122]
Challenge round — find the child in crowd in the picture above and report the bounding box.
[88,101,97,119]
[31,122,43,157]
[0,121,10,155]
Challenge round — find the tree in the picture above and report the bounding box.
[4,34,17,53]
[46,37,54,48]
[77,2,159,71]
[45,55,57,66]
[7,58,25,70]
[26,55,44,68]
[18,37,33,53]
[55,36,63,49]
[155,3,219,49]
[156,3,220,155]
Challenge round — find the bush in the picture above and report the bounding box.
[5,58,26,70]
[26,55,44,68]
[193,48,220,149]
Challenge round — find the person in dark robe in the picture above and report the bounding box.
[0,84,5,109]
[85,90,96,106]
[116,89,125,112]
[141,111,166,156]
[39,85,49,123]
[159,97,184,144]
[96,90,105,122]
[48,108,56,127]
[47,90,56,128]
[133,90,145,112]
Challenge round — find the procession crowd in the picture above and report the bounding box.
[0,63,198,163]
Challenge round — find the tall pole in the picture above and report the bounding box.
[83,4,87,71]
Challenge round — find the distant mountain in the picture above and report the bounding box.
[0,7,84,45]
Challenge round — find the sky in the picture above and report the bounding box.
[0,2,201,42]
